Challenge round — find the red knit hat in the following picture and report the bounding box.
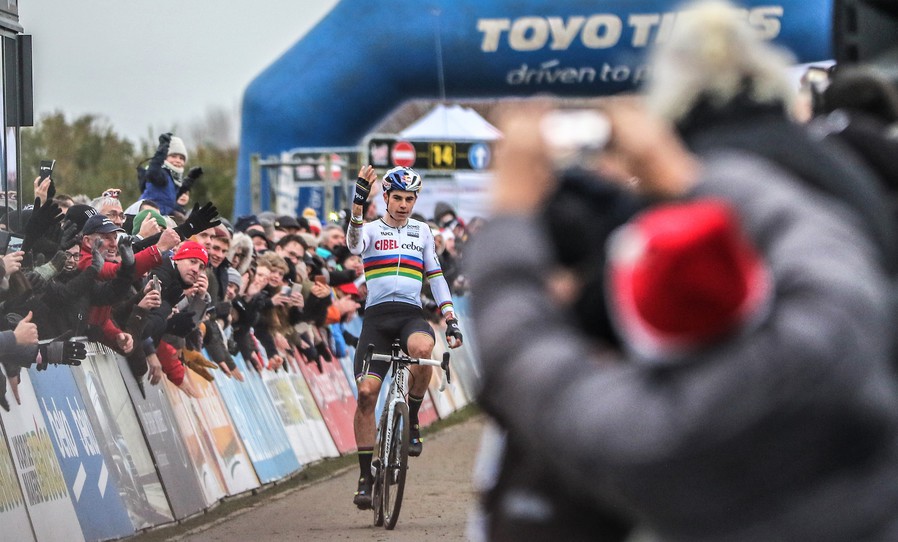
[172,241,209,266]
[607,199,770,361]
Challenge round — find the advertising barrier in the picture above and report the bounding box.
[0,421,36,542]
[162,376,228,505]
[214,349,300,483]
[0,369,84,542]
[116,356,207,520]
[4,321,481,539]
[262,354,340,464]
[294,348,358,454]
[166,368,260,496]
[428,333,471,419]
[71,345,173,530]
[444,296,482,399]
[28,365,135,541]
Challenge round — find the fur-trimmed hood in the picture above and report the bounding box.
[227,232,254,275]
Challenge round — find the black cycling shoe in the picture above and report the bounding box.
[409,424,423,457]
[353,476,373,510]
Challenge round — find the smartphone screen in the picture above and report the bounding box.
[6,234,24,254]
[39,160,55,181]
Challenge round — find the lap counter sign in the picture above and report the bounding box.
[392,141,416,167]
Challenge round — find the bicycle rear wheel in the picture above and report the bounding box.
[382,402,409,530]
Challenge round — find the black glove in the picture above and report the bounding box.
[446,318,463,343]
[22,195,64,253]
[117,236,135,278]
[166,310,197,337]
[300,343,319,362]
[214,300,231,320]
[159,278,184,307]
[174,202,221,240]
[37,339,87,370]
[353,177,371,206]
[315,341,332,362]
[90,238,106,273]
[59,220,80,250]
[178,167,204,198]
[185,326,203,351]
[186,166,204,181]
[158,132,172,147]
[342,329,359,348]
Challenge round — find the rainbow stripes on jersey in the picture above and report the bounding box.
[364,254,425,281]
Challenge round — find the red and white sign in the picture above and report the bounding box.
[315,153,345,181]
[391,141,416,167]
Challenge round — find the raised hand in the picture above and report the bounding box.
[14,311,38,345]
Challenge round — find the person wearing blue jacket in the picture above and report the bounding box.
[139,132,203,216]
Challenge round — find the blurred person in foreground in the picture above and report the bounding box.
[643,0,898,273]
[468,3,898,539]
[469,79,898,539]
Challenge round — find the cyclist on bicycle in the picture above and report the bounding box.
[347,164,464,509]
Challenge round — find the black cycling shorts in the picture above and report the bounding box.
[353,302,435,381]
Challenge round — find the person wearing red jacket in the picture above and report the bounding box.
[77,214,180,352]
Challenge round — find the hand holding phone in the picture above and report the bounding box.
[39,160,55,181]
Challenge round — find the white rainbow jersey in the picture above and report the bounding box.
[347,217,454,315]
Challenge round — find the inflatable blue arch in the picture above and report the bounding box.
[235,0,833,216]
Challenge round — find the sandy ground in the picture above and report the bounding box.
[158,415,486,542]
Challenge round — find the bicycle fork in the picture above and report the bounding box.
[373,360,409,478]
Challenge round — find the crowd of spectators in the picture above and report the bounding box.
[0,130,478,411]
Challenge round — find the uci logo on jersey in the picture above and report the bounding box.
[408,224,420,238]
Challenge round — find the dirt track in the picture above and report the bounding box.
[163,415,486,542]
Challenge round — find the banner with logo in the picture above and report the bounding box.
[428,331,471,418]
[0,420,36,542]
[71,345,173,530]
[213,348,300,482]
[115,356,207,520]
[0,369,84,542]
[170,367,260,496]
[294,348,358,453]
[161,377,227,505]
[443,296,482,399]
[266,354,339,464]
[28,365,134,541]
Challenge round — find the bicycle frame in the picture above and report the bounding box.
[378,341,409,477]
[364,340,450,530]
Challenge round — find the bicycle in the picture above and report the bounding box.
[363,340,451,530]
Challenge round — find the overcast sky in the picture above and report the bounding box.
[18,0,340,145]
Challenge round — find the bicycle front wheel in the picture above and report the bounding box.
[382,402,409,530]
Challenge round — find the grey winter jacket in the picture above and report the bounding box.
[468,150,898,541]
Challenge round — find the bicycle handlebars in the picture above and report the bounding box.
[364,343,452,385]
